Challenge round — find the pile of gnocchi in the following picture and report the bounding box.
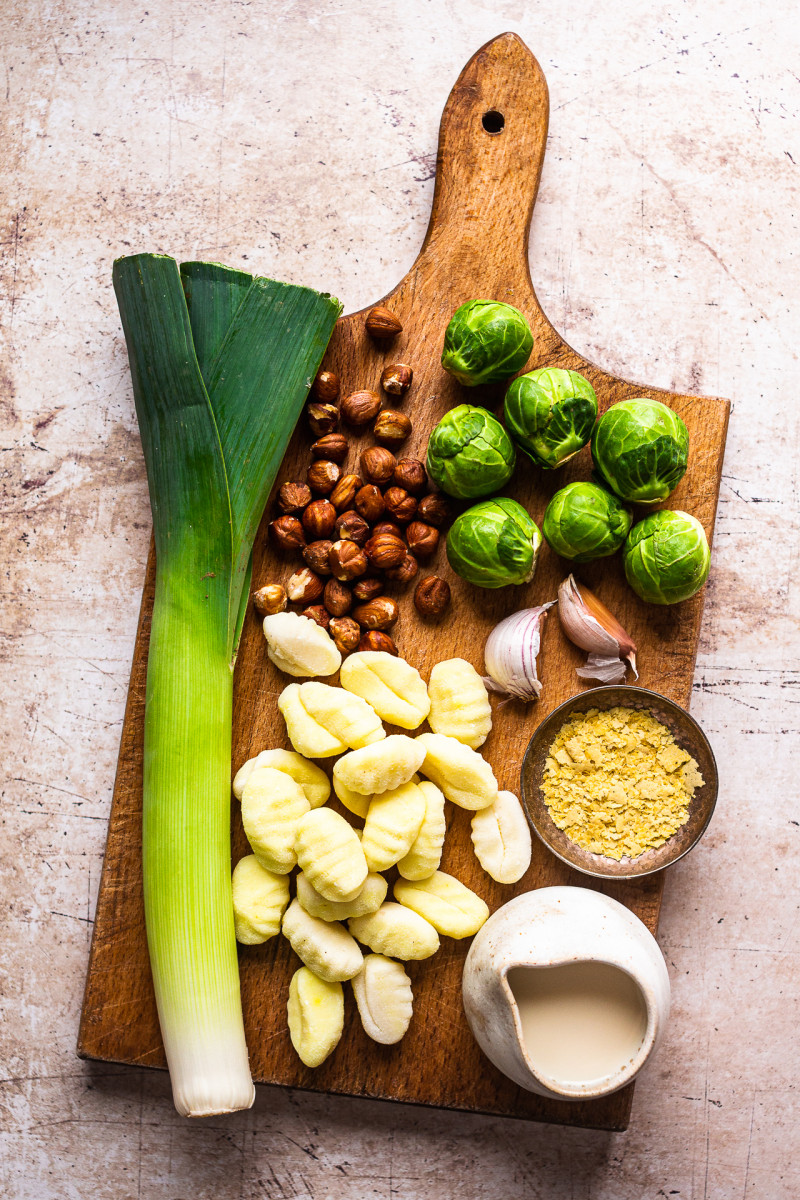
[231,640,532,1069]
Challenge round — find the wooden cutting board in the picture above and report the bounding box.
[78,33,729,1131]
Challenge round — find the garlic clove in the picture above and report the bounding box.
[482,603,555,702]
[557,575,638,682]
[576,654,628,685]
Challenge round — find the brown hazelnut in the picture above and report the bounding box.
[329,540,368,581]
[392,458,428,496]
[414,575,451,618]
[352,577,384,602]
[372,521,402,539]
[323,577,353,617]
[303,539,334,575]
[307,460,341,496]
[287,568,324,604]
[383,487,418,524]
[301,499,337,540]
[406,521,440,558]
[306,402,338,437]
[329,616,361,654]
[252,584,287,617]
[334,510,370,545]
[329,473,362,511]
[311,433,348,464]
[417,493,452,528]
[380,363,413,397]
[360,446,397,486]
[269,515,306,551]
[341,389,381,427]
[302,604,331,631]
[354,485,385,524]
[358,630,398,655]
[373,409,412,450]
[277,481,312,514]
[353,596,399,631]
[385,553,419,584]
[364,532,406,569]
[311,368,340,404]
[365,305,402,338]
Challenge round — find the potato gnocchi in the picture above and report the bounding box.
[333,734,426,797]
[361,781,427,872]
[332,774,373,819]
[470,790,532,884]
[352,954,414,1045]
[240,766,310,874]
[295,681,385,750]
[415,732,498,810]
[427,658,492,749]
[279,683,347,758]
[294,807,368,902]
[263,610,341,677]
[349,902,440,961]
[287,966,344,1068]
[397,780,446,881]
[233,748,330,808]
[282,898,363,982]
[340,651,430,729]
[231,855,290,944]
[394,871,490,939]
[296,870,388,923]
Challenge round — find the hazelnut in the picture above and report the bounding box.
[364,532,406,570]
[301,499,337,540]
[311,433,349,464]
[365,306,402,338]
[302,604,331,631]
[383,487,418,524]
[417,493,452,528]
[329,473,362,511]
[353,596,399,631]
[341,389,381,427]
[373,409,412,450]
[360,446,397,486]
[354,485,385,524]
[323,577,353,617]
[358,631,398,655]
[307,460,341,496]
[311,368,340,404]
[269,515,306,551]
[352,577,384,602]
[329,616,361,654]
[380,363,413,397]
[372,521,402,539]
[287,568,324,604]
[392,458,428,496]
[252,584,287,617]
[385,553,418,584]
[414,575,451,618]
[306,402,339,437]
[406,521,440,558]
[303,539,334,575]
[277,481,312,514]
[334,510,370,545]
[329,540,368,581]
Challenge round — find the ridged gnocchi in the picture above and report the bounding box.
[352,954,414,1045]
[240,766,310,874]
[232,748,330,808]
[415,732,498,810]
[470,790,532,884]
[394,871,489,939]
[427,658,492,749]
[231,855,290,944]
[296,870,387,923]
[349,902,440,961]
[294,807,368,902]
[287,966,344,1068]
[263,610,341,677]
[332,774,373,819]
[339,651,431,729]
[361,781,427,872]
[295,681,385,750]
[279,683,347,758]
[333,734,426,797]
[282,898,363,982]
[397,780,447,880]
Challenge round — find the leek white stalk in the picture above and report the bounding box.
[482,604,554,701]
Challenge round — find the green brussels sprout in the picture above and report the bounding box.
[441,299,533,386]
[623,509,710,604]
[543,482,632,562]
[504,368,598,469]
[426,404,516,499]
[446,497,542,588]
[591,398,689,505]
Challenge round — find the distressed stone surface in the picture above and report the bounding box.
[1,1,798,1196]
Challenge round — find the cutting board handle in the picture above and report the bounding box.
[416,33,550,300]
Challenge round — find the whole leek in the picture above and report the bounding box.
[114,253,340,1115]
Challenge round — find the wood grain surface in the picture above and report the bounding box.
[77,33,729,1131]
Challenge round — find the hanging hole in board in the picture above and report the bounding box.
[482,110,505,134]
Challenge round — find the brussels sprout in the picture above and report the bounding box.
[623,509,710,604]
[591,398,689,505]
[446,498,541,588]
[441,300,533,387]
[426,404,516,499]
[543,482,632,562]
[504,368,598,469]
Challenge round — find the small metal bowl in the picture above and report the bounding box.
[520,685,718,880]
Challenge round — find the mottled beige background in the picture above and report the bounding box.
[2,0,798,1196]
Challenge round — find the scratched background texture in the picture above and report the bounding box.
[1,0,798,1196]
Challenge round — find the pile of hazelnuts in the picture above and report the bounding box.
[252,306,453,658]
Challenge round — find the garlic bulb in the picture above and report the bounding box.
[557,575,638,684]
[482,604,555,702]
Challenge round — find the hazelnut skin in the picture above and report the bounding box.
[269,515,306,551]
[301,500,337,540]
[360,446,397,486]
[414,575,451,618]
[358,630,398,655]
